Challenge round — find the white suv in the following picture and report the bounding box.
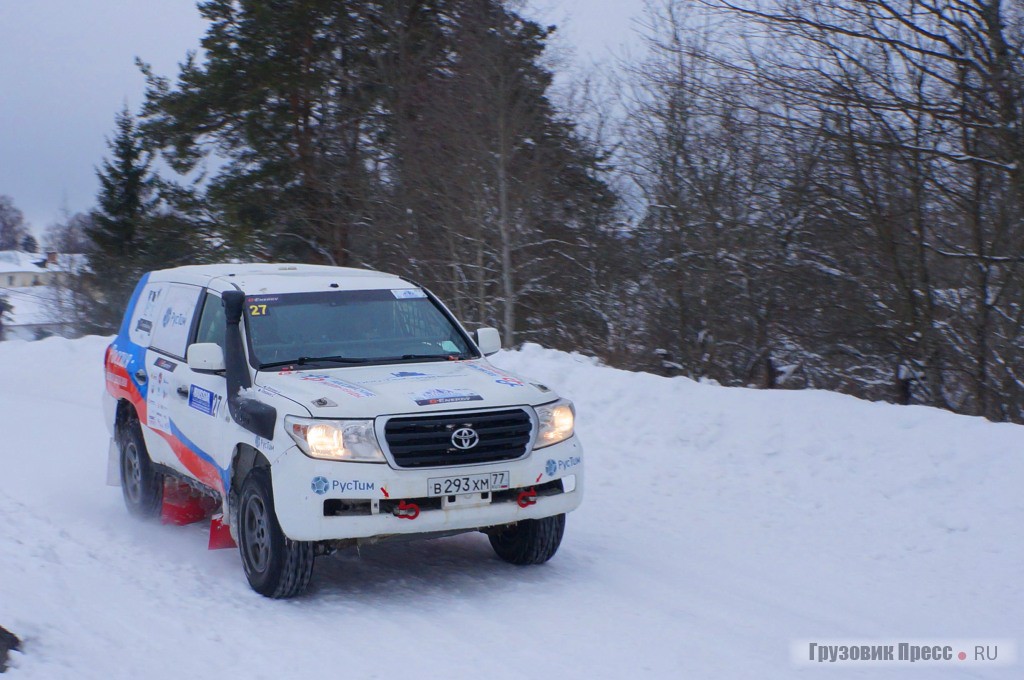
[103,264,583,597]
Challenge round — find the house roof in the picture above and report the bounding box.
[0,251,47,274]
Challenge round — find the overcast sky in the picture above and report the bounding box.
[0,1,647,237]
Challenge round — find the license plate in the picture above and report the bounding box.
[428,471,510,497]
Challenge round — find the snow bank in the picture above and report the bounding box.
[0,337,1020,678]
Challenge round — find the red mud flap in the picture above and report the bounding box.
[160,479,218,527]
[208,514,236,550]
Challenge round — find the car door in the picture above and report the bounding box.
[167,290,233,496]
[141,282,202,473]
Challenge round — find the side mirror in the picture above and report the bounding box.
[187,343,226,372]
[474,327,501,357]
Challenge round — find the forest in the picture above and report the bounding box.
[4,0,1024,424]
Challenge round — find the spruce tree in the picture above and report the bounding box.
[82,108,159,333]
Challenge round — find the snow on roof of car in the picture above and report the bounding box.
[147,263,415,294]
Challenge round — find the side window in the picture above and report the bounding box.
[194,293,226,349]
[149,284,202,359]
[127,282,166,347]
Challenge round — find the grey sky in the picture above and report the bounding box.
[0,1,646,237]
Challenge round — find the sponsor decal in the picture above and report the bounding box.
[411,388,484,406]
[546,456,581,475]
[255,436,274,452]
[391,288,427,299]
[311,397,338,408]
[257,385,281,397]
[154,357,177,372]
[105,371,128,388]
[464,362,524,387]
[147,370,172,433]
[147,411,170,432]
[135,318,153,333]
[297,374,376,399]
[361,370,447,385]
[108,349,133,369]
[162,307,188,328]
[188,385,223,417]
[311,477,376,495]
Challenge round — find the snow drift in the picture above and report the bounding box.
[0,336,1020,678]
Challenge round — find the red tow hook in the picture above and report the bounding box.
[395,500,420,520]
[517,488,538,508]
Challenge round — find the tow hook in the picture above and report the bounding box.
[395,500,420,520]
[517,488,538,508]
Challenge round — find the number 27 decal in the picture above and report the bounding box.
[249,304,268,316]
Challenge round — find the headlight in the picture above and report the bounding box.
[535,398,575,448]
[284,416,386,462]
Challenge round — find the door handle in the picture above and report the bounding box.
[177,385,189,398]
[134,369,147,384]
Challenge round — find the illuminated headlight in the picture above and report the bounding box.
[284,416,385,462]
[535,399,575,448]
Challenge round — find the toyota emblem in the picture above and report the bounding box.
[451,427,480,450]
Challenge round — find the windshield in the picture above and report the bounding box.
[245,289,477,368]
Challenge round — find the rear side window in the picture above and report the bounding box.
[149,284,202,359]
[127,283,166,347]
[194,293,226,349]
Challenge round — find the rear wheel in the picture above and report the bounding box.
[488,514,566,565]
[237,467,314,598]
[118,414,163,518]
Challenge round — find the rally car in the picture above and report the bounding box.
[103,264,583,597]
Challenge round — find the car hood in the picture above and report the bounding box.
[253,358,555,419]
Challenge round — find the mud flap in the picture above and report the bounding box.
[208,514,237,550]
[160,479,218,526]
[106,437,120,487]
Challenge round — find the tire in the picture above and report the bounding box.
[237,467,314,598]
[488,513,566,565]
[118,414,164,518]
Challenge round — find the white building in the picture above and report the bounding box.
[0,251,52,288]
[0,251,84,341]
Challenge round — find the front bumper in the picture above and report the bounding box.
[271,436,584,541]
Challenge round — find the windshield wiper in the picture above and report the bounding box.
[258,353,470,370]
[258,356,372,369]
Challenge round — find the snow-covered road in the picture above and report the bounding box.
[1,337,1020,678]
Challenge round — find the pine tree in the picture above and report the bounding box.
[82,108,159,333]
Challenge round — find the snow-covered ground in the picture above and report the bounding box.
[0,336,1020,678]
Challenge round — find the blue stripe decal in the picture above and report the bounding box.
[111,272,152,400]
[169,419,231,493]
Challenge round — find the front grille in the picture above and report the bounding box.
[384,408,533,468]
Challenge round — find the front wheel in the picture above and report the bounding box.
[488,514,566,565]
[237,467,314,598]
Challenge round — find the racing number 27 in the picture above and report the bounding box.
[249,304,268,316]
